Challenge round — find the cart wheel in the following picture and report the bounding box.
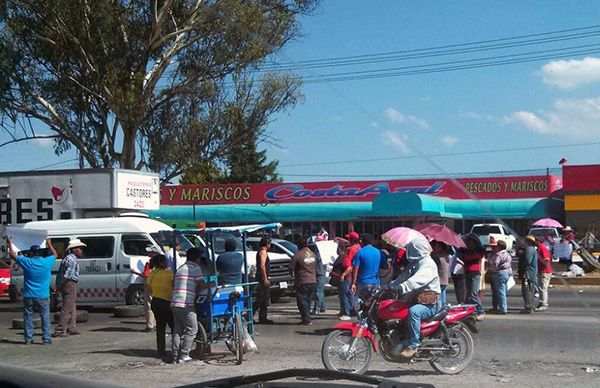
[234,313,243,365]
[190,323,209,360]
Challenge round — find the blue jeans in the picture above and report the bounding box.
[490,272,510,313]
[440,285,447,307]
[312,275,326,311]
[407,303,438,348]
[23,297,52,342]
[339,279,352,316]
[465,272,485,315]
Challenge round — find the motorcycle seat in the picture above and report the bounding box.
[426,309,448,322]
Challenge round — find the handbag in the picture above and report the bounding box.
[328,274,341,288]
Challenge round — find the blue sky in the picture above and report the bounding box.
[2,1,600,181]
[267,1,600,181]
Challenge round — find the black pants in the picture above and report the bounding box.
[256,284,270,321]
[451,274,466,304]
[295,283,316,322]
[151,297,173,354]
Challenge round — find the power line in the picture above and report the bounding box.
[29,158,79,171]
[279,141,600,168]
[280,167,561,179]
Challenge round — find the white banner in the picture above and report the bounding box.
[0,225,47,256]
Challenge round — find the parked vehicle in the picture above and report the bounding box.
[10,215,190,308]
[321,287,478,375]
[184,230,294,302]
[0,260,10,299]
[527,227,561,248]
[470,223,516,253]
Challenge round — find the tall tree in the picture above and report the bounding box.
[0,0,316,180]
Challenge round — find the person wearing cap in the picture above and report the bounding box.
[487,240,512,314]
[170,247,211,363]
[55,238,87,336]
[351,233,389,300]
[535,237,552,312]
[518,235,538,314]
[461,234,486,320]
[6,237,58,344]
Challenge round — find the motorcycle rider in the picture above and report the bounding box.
[388,238,441,358]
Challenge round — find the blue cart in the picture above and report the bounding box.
[167,223,280,364]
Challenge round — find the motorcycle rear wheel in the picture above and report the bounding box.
[321,329,373,374]
[429,325,474,374]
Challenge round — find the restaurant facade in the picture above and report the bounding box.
[148,173,564,239]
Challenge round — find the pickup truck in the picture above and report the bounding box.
[470,223,517,253]
[527,227,561,248]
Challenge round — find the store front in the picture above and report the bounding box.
[148,174,563,238]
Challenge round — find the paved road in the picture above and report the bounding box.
[0,286,599,387]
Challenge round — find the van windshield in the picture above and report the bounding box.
[150,232,194,252]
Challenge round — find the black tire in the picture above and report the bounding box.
[12,318,41,330]
[190,323,209,360]
[321,329,372,375]
[125,285,145,306]
[234,313,243,365]
[52,310,89,323]
[113,305,144,318]
[429,325,475,374]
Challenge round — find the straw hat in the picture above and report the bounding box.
[562,226,573,232]
[66,239,87,250]
[524,235,536,243]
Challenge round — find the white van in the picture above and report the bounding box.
[9,215,188,308]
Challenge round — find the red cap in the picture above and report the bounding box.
[345,232,359,240]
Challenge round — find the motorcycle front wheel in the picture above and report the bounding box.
[429,324,474,374]
[321,329,373,375]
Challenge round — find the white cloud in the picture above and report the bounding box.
[33,137,55,148]
[441,135,458,147]
[505,97,600,137]
[382,130,410,154]
[370,121,379,128]
[384,107,429,129]
[461,111,495,121]
[541,57,600,89]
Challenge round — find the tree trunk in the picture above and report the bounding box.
[120,125,137,169]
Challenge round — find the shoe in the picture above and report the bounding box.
[43,340,52,345]
[257,319,274,324]
[476,314,486,321]
[339,315,351,321]
[178,356,193,364]
[310,310,318,316]
[519,309,533,314]
[24,340,33,345]
[53,331,67,337]
[400,347,418,358]
[301,320,313,326]
[67,329,81,335]
[142,327,154,332]
[486,308,498,314]
[320,308,326,313]
[534,293,540,298]
[534,305,548,312]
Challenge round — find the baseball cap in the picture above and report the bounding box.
[29,244,41,253]
[345,232,359,240]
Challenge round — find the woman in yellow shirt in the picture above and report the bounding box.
[146,254,174,357]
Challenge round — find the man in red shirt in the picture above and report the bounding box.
[535,237,553,311]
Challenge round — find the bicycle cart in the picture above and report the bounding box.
[166,223,280,365]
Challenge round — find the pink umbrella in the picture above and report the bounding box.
[414,223,467,248]
[382,227,430,249]
[532,218,563,228]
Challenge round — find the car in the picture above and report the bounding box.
[0,260,10,299]
[185,233,294,302]
[470,223,517,254]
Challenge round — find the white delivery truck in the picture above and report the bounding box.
[9,215,190,308]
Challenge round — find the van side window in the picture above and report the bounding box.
[77,237,115,259]
[122,234,152,256]
[51,238,71,259]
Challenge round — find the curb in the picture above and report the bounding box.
[550,276,600,286]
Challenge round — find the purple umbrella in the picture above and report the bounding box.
[532,218,563,228]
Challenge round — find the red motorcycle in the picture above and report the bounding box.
[321,288,478,375]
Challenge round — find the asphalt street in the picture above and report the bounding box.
[0,286,599,388]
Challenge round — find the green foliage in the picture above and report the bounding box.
[0,0,317,180]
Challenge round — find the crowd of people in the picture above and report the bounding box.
[5,224,575,361]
